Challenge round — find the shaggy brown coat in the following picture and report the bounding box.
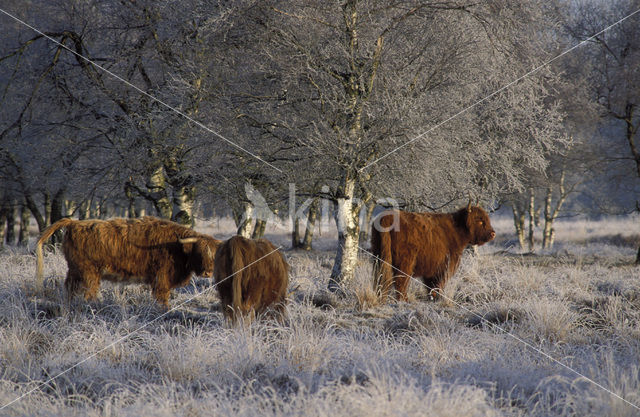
[371,205,495,301]
[214,235,289,324]
[36,216,221,307]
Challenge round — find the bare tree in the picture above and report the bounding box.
[229,1,571,290]
[566,0,640,262]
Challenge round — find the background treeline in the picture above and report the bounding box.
[1,0,639,279]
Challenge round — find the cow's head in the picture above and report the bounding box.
[464,205,496,245]
[180,236,220,277]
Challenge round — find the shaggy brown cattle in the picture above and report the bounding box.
[214,235,289,324]
[36,216,220,307]
[371,205,495,301]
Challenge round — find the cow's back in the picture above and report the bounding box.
[63,218,194,284]
[214,236,288,323]
[389,212,456,276]
[250,239,289,309]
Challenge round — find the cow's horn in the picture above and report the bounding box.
[179,237,199,244]
[467,194,472,211]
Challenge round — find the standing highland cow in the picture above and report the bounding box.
[214,235,289,324]
[371,204,495,301]
[36,217,220,307]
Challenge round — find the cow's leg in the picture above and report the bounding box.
[152,286,171,308]
[64,268,83,303]
[393,255,417,301]
[83,270,101,301]
[429,256,461,300]
[374,258,395,301]
[152,277,171,308]
[422,276,441,300]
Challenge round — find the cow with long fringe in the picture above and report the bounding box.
[36,216,220,307]
[371,204,495,302]
[214,235,289,324]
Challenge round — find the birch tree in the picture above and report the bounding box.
[567,0,640,262]
[229,0,571,290]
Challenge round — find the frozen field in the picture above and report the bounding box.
[0,215,639,416]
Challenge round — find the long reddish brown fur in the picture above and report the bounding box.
[35,216,220,307]
[214,235,289,324]
[371,205,495,302]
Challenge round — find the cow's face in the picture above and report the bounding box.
[194,238,219,277]
[466,206,496,245]
[181,237,219,277]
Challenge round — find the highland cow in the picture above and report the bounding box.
[371,204,495,301]
[35,216,220,307]
[214,235,289,324]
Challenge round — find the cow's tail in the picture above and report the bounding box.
[230,240,246,321]
[371,218,393,300]
[36,218,74,289]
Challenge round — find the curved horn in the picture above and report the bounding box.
[467,193,472,211]
[179,237,199,244]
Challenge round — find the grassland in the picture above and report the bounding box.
[0,215,639,416]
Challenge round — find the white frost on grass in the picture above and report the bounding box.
[0,216,639,416]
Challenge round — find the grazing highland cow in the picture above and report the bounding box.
[371,204,495,301]
[214,235,289,324]
[36,217,220,307]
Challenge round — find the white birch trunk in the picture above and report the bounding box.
[512,205,526,250]
[237,202,254,238]
[148,166,172,219]
[172,185,196,227]
[543,170,568,250]
[542,188,554,249]
[528,189,535,252]
[328,178,361,292]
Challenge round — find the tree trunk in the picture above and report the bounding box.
[65,200,77,217]
[252,219,267,239]
[18,204,30,246]
[147,165,172,219]
[50,189,67,244]
[237,202,253,238]
[50,189,66,224]
[0,206,6,248]
[527,189,535,252]
[78,200,90,220]
[542,188,554,250]
[301,198,319,251]
[542,170,568,250]
[124,182,138,219]
[89,200,100,219]
[5,198,16,246]
[359,202,375,243]
[328,177,362,293]
[291,216,301,248]
[166,158,196,227]
[23,192,46,232]
[44,192,51,227]
[512,204,526,250]
[171,184,196,227]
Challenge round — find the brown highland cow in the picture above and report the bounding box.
[214,235,289,324]
[36,216,220,307]
[371,204,495,301]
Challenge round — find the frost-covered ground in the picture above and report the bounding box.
[0,215,639,416]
